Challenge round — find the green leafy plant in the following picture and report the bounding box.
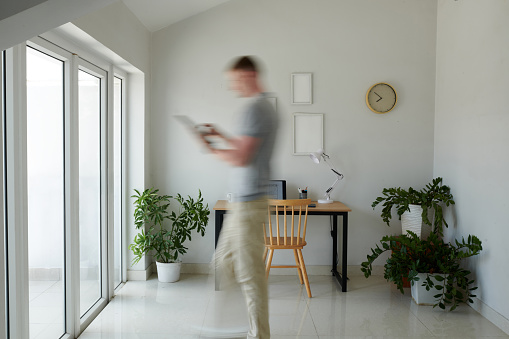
[372,177,455,235]
[361,231,482,311]
[128,188,210,265]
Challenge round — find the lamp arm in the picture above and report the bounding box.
[323,156,344,180]
[317,152,344,202]
[323,169,343,199]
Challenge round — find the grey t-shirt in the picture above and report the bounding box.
[230,93,278,202]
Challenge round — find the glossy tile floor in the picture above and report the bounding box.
[30,279,102,339]
[78,274,509,339]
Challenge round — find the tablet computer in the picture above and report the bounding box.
[174,115,228,149]
[174,115,211,135]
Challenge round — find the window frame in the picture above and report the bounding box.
[36,34,128,295]
[41,27,131,287]
[26,36,125,338]
[2,31,130,338]
[26,36,76,339]
[111,70,127,294]
[76,58,109,329]
[4,42,30,339]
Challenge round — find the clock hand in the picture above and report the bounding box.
[374,92,382,102]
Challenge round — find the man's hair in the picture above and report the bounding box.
[229,56,258,73]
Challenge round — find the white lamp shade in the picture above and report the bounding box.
[309,149,323,164]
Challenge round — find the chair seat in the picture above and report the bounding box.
[264,237,306,249]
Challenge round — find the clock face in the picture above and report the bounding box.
[366,83,397,114]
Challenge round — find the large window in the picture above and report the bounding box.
[78,67,103,317]
[26,46,66,339]
[1,36,128,338]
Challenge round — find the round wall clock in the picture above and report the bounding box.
[366,83,397,114]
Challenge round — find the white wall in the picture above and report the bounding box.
[0,0,48,21]
[72,2,151,74]
[435,0,509,325]
[151,0,438,266]
[0,0,117,51]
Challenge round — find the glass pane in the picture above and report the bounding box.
[26,46,66,339]
[78,69,102,316]
[113,77,122,289]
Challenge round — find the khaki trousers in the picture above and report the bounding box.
[215,198,270,339]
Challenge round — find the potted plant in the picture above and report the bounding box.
[372,177,455,237]
[361,231,482,311]
[129,188,210,282]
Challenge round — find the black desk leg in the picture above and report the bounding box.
[332,215,338,277]
[341,212,348,292]
[331,213,348,292]
[215,210,225,248]
[214,210,225,291]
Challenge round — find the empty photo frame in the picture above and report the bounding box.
[293,113,323,155]
[291,73,313,104]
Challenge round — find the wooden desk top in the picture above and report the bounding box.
[213,200,351,212]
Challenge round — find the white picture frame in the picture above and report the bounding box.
[291,73,313,104]
[293,113,323,155]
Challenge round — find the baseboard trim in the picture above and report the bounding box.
[127,263,155,281]
[142,263,379,277]
[469,297,509,335]
[261,264,374,276]
[127,264,381,279]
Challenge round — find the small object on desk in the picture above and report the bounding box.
[308,204,316,207]
[268,180,286,199]
[298,187,308,199]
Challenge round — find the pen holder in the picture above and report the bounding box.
[299,191,307,199]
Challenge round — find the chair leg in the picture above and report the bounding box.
[263,247,268,262]
[297,249,312,298]
[266,249,274,279]
[293,249,304,284]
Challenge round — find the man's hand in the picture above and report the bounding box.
[197,124,260,167]
[196,124,223,152]
[196,123,219,137]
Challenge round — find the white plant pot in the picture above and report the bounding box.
[421,207,434,240]
[411,273,448,305]
[401,204,423,238]
[156,261,181,283]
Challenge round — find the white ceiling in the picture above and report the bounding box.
[121,0,231,32]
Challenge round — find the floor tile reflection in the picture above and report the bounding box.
[77,274,508,338]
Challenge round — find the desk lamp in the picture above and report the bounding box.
[309,149,344,204]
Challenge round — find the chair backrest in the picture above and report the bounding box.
[264,199,311,246]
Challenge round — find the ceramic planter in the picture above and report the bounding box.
[401,204,423,238]
[156,261,181,283]
[411,273,448,305]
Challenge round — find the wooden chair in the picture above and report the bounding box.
[263,199,312,297]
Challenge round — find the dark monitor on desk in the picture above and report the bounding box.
[267,180,286,199]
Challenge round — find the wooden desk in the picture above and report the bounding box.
[213,200,352,292]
